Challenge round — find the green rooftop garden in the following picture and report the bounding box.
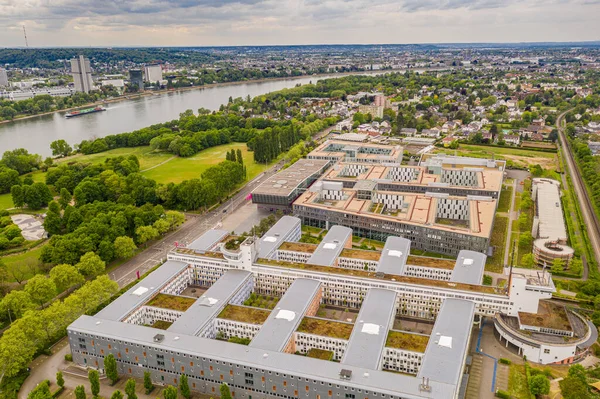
[217,304,270,324]
[151,320,173,330]
[385,330,429,353]
[306,348,334,361]
[146,293,196,312]
[297,317,354,340]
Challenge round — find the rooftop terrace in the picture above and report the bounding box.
[518,301,572,332]
[385,330,430,353]
[146,294,196,312]
[297,317,354,340]
[256,258,499,295]
[279,241,317,253]
[217,304,271,325]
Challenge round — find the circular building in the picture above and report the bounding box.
[533,238,575,267]
[493,300,597,365]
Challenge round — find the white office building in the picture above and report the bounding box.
[144,64,163,83]
[71,55,94,93]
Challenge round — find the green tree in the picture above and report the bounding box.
[104,353,118,385]
[143,370,153,394]
[75,252,106,277]
[179,374,191,399]
[23,182,53,210]
[551,258,565,273]
[0,290,34,320]
[50,140,73,157]
[27,380,51,399]
[521,253,535,268]
[529,374,550,396]
[57,370,65,388]
[519,232,533,247]
[10,184,24,208]
[114,236,137,259]
[570,258,583,275]
[89,369,100,398]
[236,149,243,165]
[24,274,57,307]
[125,378,137,399]
[110,391,124,399]
[559,376,590,399]
[49,264,84,292]
[220,383,232,399]
[136,225,159,245]
[74,386,86,399]
[163,385,178,399]
[58,188,72,209]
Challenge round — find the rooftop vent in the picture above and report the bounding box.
[153,334,165,343]
[339,369,352,380]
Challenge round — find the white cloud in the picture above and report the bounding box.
[0,0,598,46]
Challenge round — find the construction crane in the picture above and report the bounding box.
[23,25,29,48]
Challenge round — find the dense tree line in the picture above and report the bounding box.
[0,274,119,385]
[0,48,222,69]
[571,138,600,217]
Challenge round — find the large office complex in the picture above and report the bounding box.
[68,216,595,399]
[251,159,331,212]
[144,64,163,83]
[531,178,574,267]
[70,55,94,93]
[251,141,505,256]
[291,145,505,256]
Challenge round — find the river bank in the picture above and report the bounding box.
[0,67,444,126]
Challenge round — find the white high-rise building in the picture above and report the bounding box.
[144,64,163,83]
[70,55,94,93]
[0,68,8,87]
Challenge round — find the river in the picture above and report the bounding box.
[0,71,400,157]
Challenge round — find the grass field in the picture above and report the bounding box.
[435,144,557,169]
[59,143,272,185]
[1,244,46,282]
[142,143,269,184]
[497,185,513,213]
[487,215,508,273]
[0,193,14,211]
[508,364,533,399]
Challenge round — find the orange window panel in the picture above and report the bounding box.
[125,348,129,353]
[328,391,332,396]
[273,386,276,392]
[305,386,309,392]
[143,352,146,357]
[294,391,298,396]
[210,366,213,371]
[135,357,138,362]
[190,362,194,367]
[262,377,265,382]
[284,381,287,387]
[230,370,233,376]
[174,378,177,384]
[108,344,112,349]
[201,370,204,376]
[220,375,224,381]
[128,368,132,373]
[181,366,185,372]
[212,388,215,393]
[100,349,104,355]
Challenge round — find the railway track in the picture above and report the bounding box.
[556,110,600,274]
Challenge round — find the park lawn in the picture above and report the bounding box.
[487,215,508,273]
[0,193,14,210]
[507,364,532,399]
[142,142,269,184]
[60,146,173,171]
[498,185,513,213]
[1,244,46,282]
[436,144,556,169]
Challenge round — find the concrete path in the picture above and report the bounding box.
[502,179,518,267]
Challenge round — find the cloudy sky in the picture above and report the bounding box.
[1,0,599,47]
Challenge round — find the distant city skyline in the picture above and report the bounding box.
[1,0,599,47]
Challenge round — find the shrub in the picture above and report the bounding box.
[495,390,511,399]
[64,354,73,361]
[498,358,511,365]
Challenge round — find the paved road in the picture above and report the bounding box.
[556,110,600,275]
